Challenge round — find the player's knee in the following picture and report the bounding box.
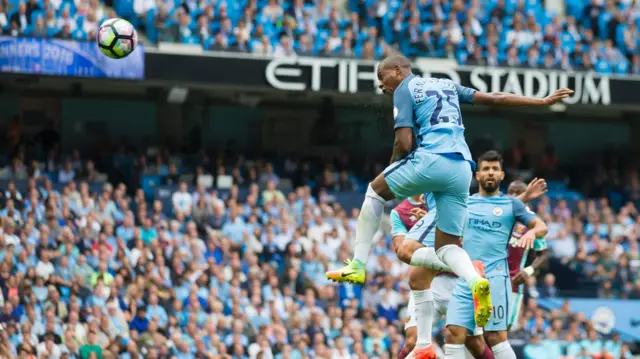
[408,266,431,290]
[484,331,508,347]
[444,326,466,344]
[404,328,417,352]
[397,242,414,263]
[370,176,394,201]
[434,227,461,248]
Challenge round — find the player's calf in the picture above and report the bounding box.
[484,331,515,359]
[409,267,436,356]
[403,327,417,354]
[444,325,469,359]
[465,335,495,359]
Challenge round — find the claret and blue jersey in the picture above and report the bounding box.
[463,193,538,277]
[392,74,476,166]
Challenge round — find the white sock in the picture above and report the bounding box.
[410,247,451,271]
[444,344,466,359]
[353,184,386,263]
[491,341,517,359]
[436,245,481,284]
[413,290,434,349]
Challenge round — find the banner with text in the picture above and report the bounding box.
[146,52,640,107]
[0,36,144,79]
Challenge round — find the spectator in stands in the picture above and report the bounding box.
[503,47,521,67]
[10,2,28,33]
[56,23,72,39]
[540,273,559,298]
[0,4,7,29]
[172,182,193,216]
[274,35,296,57]
[58,161,75,184]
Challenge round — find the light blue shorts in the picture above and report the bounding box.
[383,149,472,236]
[405,209,437,247]
[445,275,513,333]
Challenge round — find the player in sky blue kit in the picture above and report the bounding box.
[444,151,548,359]
[326,53,572,354]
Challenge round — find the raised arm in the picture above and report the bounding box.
[516,178,548,203]
[473,88,574,107]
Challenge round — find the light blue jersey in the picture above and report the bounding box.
[446,193,539,333]
[393,75,476,166]
[464,194,537,276]
[384,74,476,236]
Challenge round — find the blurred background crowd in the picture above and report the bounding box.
[0,135,638,358]
[2,0,640,73]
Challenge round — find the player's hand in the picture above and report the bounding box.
[523,177,547,202]
[543,88,574,105]
[517,231,536,249]
[513,271,529,285]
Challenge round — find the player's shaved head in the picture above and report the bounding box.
[377,54,413,94]
[507,180,527,196]
[379,54,412,71]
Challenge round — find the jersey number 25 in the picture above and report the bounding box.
[426,90,463,126]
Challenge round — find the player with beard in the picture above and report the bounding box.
[444,151,548,359]
[398,179,547,359]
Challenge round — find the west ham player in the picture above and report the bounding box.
[445,151,548,359]
[390,194,450,359]
[326,53,573,336]
[388,194,428,359]
[505,180,549,331]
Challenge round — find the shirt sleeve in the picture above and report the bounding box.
[533,237,548,251]
[510,197,538,226]
[453,82,477,104]
[393,80,415,129]
[390,209,408,237]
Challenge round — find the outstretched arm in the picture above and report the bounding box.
[473,88,574,107]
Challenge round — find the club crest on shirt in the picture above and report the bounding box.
[493,207,503,216]
[409,208,427,222]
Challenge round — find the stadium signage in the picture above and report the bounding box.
[263,57,611,105]
[144,52,637,107]
[429,67,611,106]
[264,57,377,93]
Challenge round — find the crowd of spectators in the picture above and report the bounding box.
[130,0,640,74]
[0,140,637,359]
[540,197,640,299]
[0,0,116,40]
[2,0,640,73]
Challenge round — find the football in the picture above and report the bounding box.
[97,18,137,59]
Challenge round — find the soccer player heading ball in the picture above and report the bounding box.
[326,54,572,359]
